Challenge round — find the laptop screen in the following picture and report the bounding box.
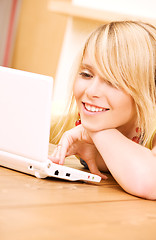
[0,66,53,162]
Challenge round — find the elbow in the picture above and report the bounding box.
[135,189,156,200]
[130,177,156,200]
[124,163,156,200]
[121,168,156,200]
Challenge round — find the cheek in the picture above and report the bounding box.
[119,95,136,118]
[73,78,83,101]
[111,91,136,118]
[73,83,79,103]
[73,81,77,97]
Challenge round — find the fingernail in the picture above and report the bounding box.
[103,175,108,180]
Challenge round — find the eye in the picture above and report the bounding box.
[103,79,120,89]
[79,70,93,79]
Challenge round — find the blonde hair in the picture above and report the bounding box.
[50,21,156,146]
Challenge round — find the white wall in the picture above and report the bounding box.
[73,0,156,19]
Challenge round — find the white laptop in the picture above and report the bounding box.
[0,66,101,183]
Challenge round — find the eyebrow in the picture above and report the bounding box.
[80,63,94,71]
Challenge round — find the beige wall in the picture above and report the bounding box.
[11,0,71,79]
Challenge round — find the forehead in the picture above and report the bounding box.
[81,52,94,67]
[80,51,103,78]
[81,46,109,77]
[80,44,128,91]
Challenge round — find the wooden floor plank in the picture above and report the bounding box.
[0,168,138,208]
[1,200,156,240]
[0,144,155,240]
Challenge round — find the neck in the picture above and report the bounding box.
[117,120,138,140]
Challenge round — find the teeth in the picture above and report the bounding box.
[85,104,106,112]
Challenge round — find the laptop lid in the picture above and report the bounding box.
[0,66,101,183]
[0,66,53,162]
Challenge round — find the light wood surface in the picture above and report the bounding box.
[11,0,71,78]
[0,144,156,240]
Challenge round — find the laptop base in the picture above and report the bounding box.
[0,150,101,183]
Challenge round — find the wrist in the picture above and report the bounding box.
[89,128,118,139]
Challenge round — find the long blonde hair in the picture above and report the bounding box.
[50,21,156,146]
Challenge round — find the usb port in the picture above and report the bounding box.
[54,170,59,176]
[66,173,70,177]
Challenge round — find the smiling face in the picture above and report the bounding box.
[73,51,137,137]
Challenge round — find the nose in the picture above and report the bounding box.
[85,78,101,99]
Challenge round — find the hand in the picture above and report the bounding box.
[49,125,108,179]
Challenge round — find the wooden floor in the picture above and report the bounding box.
[1,144,156,240]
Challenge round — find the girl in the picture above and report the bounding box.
[50,21,156,200]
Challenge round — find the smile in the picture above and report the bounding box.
[83,103,109,112]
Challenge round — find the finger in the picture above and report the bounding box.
[50,145,60,158]
[99,173,108,180]
[48,155,60,164]
[57,140,70,165]
[49,144,65,164]
[87,160,108,180]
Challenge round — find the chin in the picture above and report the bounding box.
[81,122,107,132]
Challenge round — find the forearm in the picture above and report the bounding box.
[90,129,156,199]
